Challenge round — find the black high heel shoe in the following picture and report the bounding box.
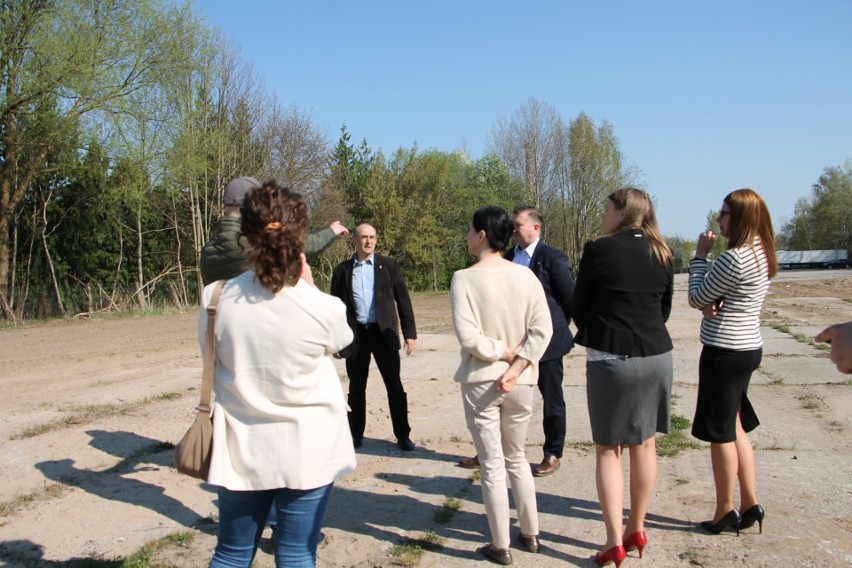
[739,504,765,533]
[700,509,741,536]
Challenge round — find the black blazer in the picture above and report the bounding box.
[330,254,417,359]
[506,241,575,361]
[572,230,673,357]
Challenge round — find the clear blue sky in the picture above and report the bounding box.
[195,0,851,238]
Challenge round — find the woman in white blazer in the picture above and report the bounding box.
[200,181,355,568]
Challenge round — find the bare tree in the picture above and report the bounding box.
[487,102,631,266]
[259,103,330,201]
[487,97,564,209]
[163,32,267,292]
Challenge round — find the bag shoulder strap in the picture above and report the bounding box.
[198,280,226,413]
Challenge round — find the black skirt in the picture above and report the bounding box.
[692,345,762,443]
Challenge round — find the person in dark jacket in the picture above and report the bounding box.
[573,187,674,567]
[330,223,418,451]
[200,176,349,285]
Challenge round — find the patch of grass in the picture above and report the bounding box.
[153,392,182,401]
[768,322,830,353]
[761,368,784,384]
[10,393,184,440]
[468,469,481,483]
[388,532,445,566]
[449,435,464,444]
[11,402,132,440]
[670,415,691,430]
[797,394,820,410]
[434,496,463,524]
[770,322,790,334]
[679,547,703,565]
[118,530,196,568]
[0,483,67,517]
[90,306,189,321]
[675,477,689,486]
[567,440,595,452]
[156,531,195,547]
[657,414,701,457]
[756,437,798,451]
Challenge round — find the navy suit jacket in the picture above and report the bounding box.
[506,241,575,361]
[330,254,417,359]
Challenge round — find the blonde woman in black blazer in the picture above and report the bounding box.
[573,188,674,568]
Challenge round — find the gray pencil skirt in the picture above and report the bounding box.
[586,351,673,446]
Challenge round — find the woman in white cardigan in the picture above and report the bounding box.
[199,181,355,568]
[450,206,552,565]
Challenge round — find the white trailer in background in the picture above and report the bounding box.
[777,249,849,269]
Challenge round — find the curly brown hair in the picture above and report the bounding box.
[239,180,308,292]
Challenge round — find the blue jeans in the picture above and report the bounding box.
[209,483,333,568]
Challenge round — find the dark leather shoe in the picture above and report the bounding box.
[353,438,362,448]
[397,437,415,451]
[478,544,513,565]
[518,533,539,553]
[458,455,480,469]
[533,455,560,477]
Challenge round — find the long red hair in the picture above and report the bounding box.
[723,188,777,279]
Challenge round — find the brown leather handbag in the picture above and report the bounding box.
[174,280,225,479]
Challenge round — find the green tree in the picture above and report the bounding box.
[558,112,628,266]
[664,235,696,273]
[778,160,852,255]
[704,210,727,259]
[778,197,816,250]
[810,161,852,253]
[0,0,198,318]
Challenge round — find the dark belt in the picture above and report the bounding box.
[357,322,378,330]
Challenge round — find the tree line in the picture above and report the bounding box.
[2,1,848,322]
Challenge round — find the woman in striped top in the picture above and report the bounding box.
[687,188,777,537]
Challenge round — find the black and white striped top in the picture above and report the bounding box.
[687,239,770,351]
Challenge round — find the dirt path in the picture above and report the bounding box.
[0,274,850,567]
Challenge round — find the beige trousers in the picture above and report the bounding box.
[462,382,539,548]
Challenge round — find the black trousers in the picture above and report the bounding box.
[538,357,566,458]
[346,326,411,442]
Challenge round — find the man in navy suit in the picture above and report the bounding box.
[459,206,575,476]
[330,223,417,451]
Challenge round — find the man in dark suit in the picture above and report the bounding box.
[458,205,575,476]
[330,223,418,451]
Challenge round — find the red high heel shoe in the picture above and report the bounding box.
[623,531,647,558]
[594,544,626,567]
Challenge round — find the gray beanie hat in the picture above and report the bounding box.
[223,176,261,206]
